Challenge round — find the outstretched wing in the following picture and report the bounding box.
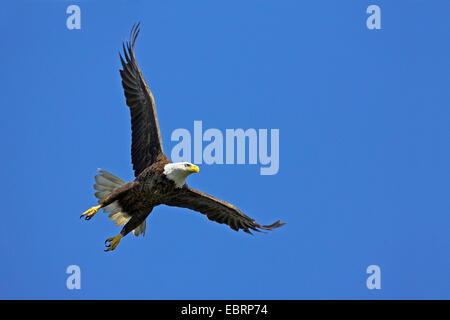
[164,187,286,234]
[119,23,165,177]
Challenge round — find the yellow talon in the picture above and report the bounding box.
[104,234,123,252]
[80,205,101,220]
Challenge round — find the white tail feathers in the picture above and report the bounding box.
[94,169,147,237]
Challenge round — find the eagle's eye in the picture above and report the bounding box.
[184,163,190,167]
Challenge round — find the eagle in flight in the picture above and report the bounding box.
[81,23,286,251]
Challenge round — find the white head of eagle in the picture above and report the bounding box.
[163,162,200,188]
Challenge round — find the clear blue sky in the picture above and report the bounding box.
[0,0,448,299]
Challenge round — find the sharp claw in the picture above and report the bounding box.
[80,205,101,221]
[103,234,122,252]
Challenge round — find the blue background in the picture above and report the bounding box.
[0,0,448,299]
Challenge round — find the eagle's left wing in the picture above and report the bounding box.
[164,187,286,234]
[119,23,166,177]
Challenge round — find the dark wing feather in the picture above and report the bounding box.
[119,23,165,176]
[164,187,286,234]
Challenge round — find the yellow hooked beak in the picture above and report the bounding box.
[189,165,200,173]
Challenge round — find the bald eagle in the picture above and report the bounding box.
[81,23,286,251]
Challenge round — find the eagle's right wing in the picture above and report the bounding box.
[119,23,166,177]
[164,187,286,234]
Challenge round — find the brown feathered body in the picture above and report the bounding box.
[101,155,171,211]
[96,154,173,236]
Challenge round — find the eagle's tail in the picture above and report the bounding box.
[94,169,146,237]
[94,168,127,199]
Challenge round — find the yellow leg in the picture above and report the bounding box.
[104,234,123,252]
[80,205,101,220]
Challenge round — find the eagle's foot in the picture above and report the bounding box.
[80,205,101,220]
[104,234,123,252]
